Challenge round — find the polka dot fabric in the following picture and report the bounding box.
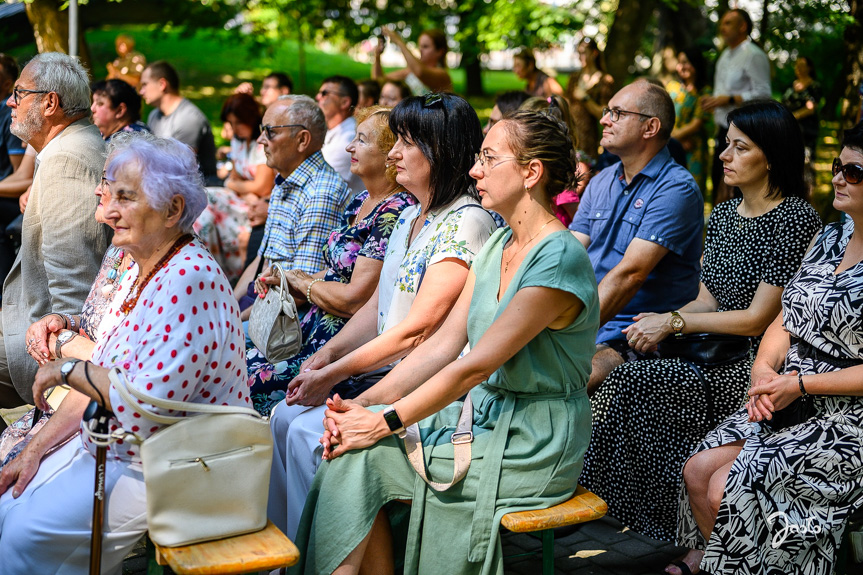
[581,196,822,541]
[85,240,249,463]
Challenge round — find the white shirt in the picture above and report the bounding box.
[321,116,364,194]
[376,195,498,335]
[713,39,771,128]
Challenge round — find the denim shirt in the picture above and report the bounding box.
[570,147,703,343]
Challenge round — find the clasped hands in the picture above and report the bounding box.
[746,364,803,423]
[319,394,382,461]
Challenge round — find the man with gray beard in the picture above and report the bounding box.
[0,53,110,428]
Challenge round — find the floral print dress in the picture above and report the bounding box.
[665,79,711,193]
[247,190,416,415]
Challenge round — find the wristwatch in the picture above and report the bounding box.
[55,330,77,359]
[382,405,407,438]
[669,311,685,336]
[60,358,82,387]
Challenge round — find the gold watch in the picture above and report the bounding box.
[669,311,685,336]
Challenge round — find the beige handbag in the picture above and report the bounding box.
[248,262,303,363]
[108,369,273,547]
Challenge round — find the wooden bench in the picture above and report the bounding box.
[501,485,607,575]
[148,521,299,575]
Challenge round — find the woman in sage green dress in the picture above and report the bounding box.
[291,111,599,575]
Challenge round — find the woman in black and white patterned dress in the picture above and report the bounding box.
[677,121,863,575]
[579,102,823,563]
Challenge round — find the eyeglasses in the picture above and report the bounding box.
[601,107,655,123]
[12,86,51,105]
[317,90,346,99]
[100,174,110,195]
[259,123,308,140]
[474,151,517,174]
[833,157,863,185]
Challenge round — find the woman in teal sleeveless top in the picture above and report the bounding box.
[290,111,599,575]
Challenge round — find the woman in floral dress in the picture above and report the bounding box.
[665,48,711,193]
[247,106,415,415]
[195,93,275,281]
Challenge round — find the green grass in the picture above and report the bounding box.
[81,26,525,138]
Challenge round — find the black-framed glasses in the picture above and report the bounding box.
[317,89,346,99]
[259,123,308,140]
[474,151,517,173]
[601,107,655,123]
[833,157,863,185]
[12,86,51,105]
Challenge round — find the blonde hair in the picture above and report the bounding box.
[354,105,397,184]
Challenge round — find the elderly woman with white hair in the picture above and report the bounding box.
[0,134,249,574]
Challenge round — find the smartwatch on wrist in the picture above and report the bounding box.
[55,330,77,359]
[670,311,685,336]
[60,358,82,387]
[382,405,407,438]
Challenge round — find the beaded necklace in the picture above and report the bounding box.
[100,247,132,298]
[120,234,194,315]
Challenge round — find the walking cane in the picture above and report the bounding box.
[84,398,113,575]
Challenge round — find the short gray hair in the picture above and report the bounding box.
[25,52,91,118]
[105,133,207,233]
[277,94,327,147]
[634,80,675,142]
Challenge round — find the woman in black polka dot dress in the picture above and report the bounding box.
[580,101,823,554]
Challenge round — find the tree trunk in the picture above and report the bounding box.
[839,0,863,128]
[25,0,91,70]
[461,53,483,97]
[605,0,660,85]
[758,0,770,42]
[653,3,710,75]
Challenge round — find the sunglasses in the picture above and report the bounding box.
[258,123,307,140]
[833,158,863,185]
[317,89,346,99]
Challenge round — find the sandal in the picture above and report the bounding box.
[666,560,695,575]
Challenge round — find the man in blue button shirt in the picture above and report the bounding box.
[570,80,703,394]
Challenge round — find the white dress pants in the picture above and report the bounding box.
[267,401,327,539]
[0,437,147,574]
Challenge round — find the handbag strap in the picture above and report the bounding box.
[270,262,289,297]
[402,392,473,492]
[678,360,716,425]
[109,368,262,425]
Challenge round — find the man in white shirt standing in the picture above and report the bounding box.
[315,76,364,194]
[702,8,771,204]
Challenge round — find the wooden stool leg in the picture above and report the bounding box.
[541,529,554,575]
[145,537,167,575]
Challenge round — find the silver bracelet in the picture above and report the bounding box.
[62,313,77,332]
